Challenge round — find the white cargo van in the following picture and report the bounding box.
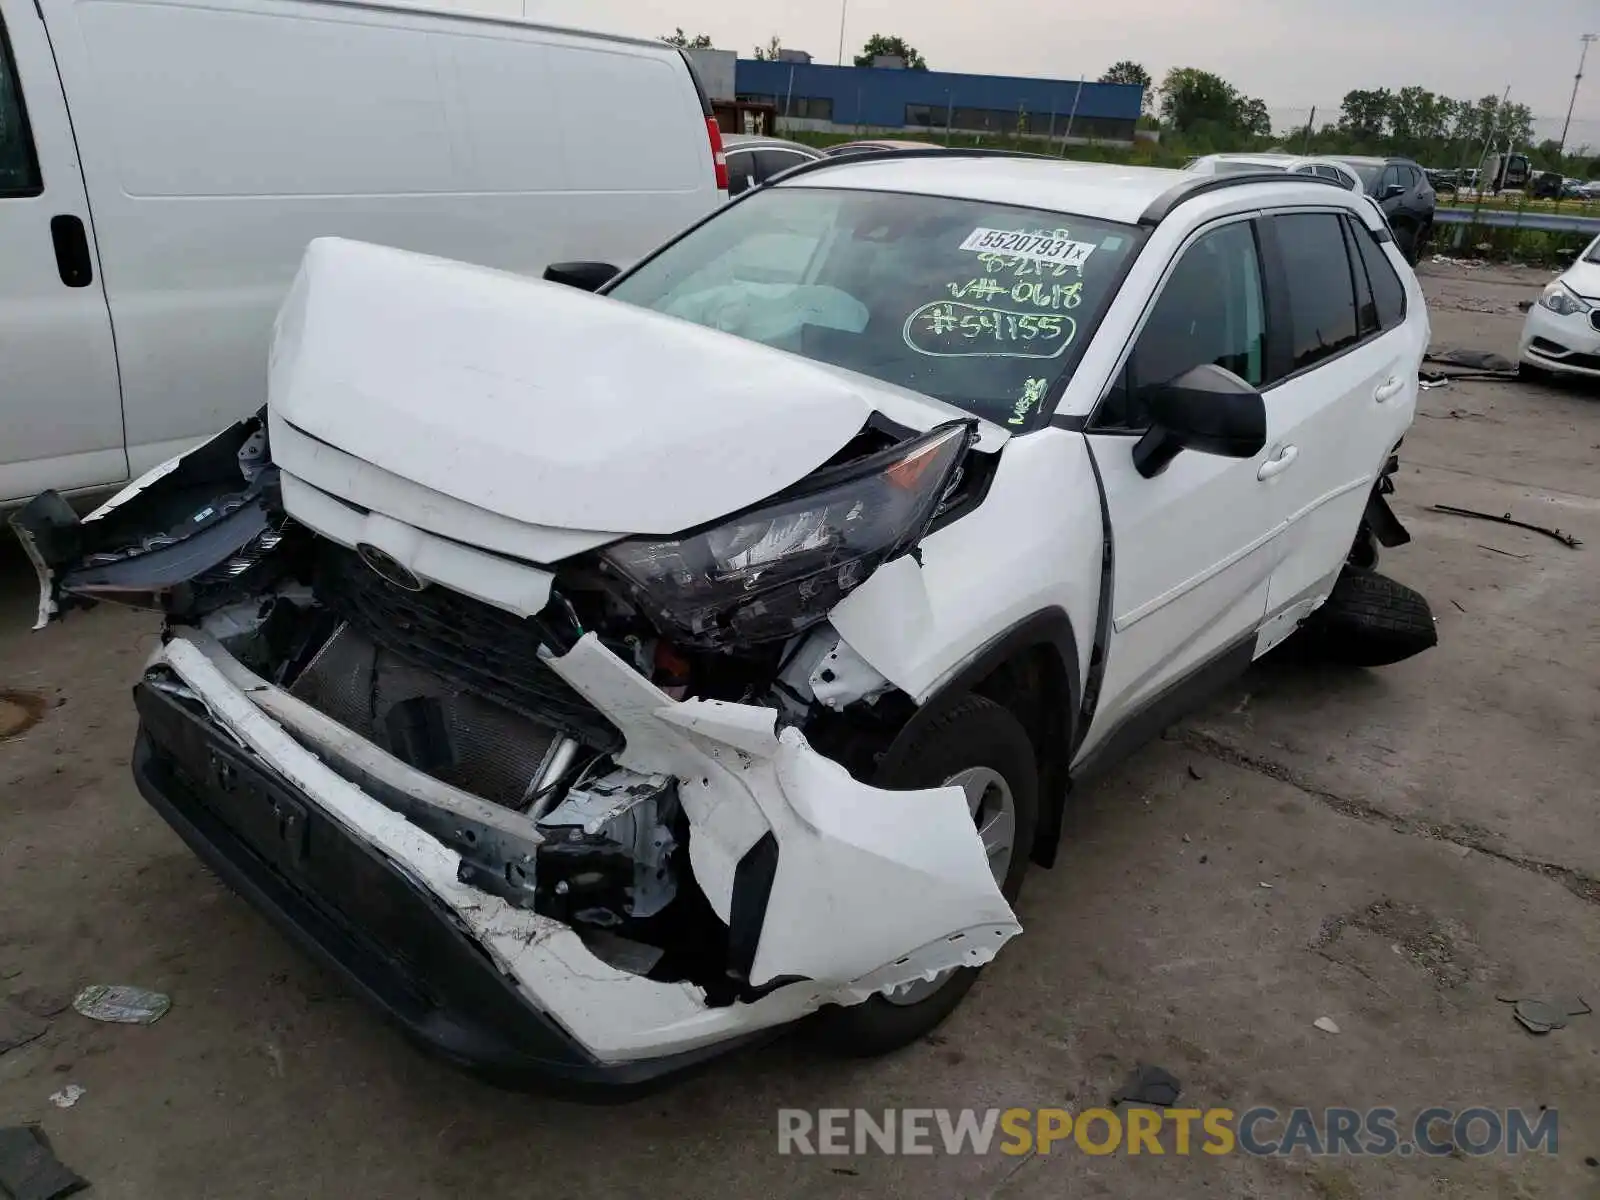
[0,0,727,505]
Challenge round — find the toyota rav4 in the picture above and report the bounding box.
[12,152,1432,1096]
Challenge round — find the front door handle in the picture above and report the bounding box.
[1374,376,1405,403]
[1257,444,1299,480]
[50,215,94,288]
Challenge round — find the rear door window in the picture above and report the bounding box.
[754,149,810,181]
[1272,212,1359,372]
[0,15,42,196]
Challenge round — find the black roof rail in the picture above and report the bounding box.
[769,145,1057,185]
[1138,170,1346,226]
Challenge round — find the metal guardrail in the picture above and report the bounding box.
[1435,206,1600,235]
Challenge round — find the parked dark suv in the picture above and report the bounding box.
[1332,157,1435,264]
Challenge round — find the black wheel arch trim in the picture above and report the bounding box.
[876,608,1081,869]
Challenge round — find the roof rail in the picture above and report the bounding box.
[1138,171,1346,226]
[770,145,1056,185]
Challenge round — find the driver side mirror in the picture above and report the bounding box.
[543,262,619,292]
[1131,364,1267,479]
[1381,183,1406,200]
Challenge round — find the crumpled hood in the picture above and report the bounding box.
[268,238,993,537]
[1559,257,1600,300]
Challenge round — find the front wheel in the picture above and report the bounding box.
[812,695,1039,1057]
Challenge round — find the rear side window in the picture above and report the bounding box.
[1273,212,1358,371]
[1342,218,1378,335]
[754,148,809,181]
[0,16,42,196]
[1346,215,1406,331]
[725,149,757,196]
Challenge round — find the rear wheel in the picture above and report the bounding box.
[1295,570,1437,667]
[812,695,1038,1057]
[1394,222,1420,265]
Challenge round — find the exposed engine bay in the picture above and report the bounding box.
[13,407,1019,1025]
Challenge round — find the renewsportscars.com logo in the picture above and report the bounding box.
[776,1107,1560,1158]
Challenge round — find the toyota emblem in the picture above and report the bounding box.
[355,542,424,592]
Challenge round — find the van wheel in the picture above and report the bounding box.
[812,695,1038,1057]
[1296,570,1437,667]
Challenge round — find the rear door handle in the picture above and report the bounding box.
[50,215,94,288]
[1257,444,1299,480]
[1374,376,1405,403]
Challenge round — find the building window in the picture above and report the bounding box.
[905,104,949,128]
[736,94,778,109]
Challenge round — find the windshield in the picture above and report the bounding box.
[606,186,1142,429]
[1585,235,1600,264]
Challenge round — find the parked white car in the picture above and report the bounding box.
[1185,153,1366,194]
[13,152,1432,1096]
[0,0,726,507]
[1518,235,1600,379]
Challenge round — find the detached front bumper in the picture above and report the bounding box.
[131,684,759,1098]
[131,631,1019,1093]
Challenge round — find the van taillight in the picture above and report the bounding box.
[706,118,728,192]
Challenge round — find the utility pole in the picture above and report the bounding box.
[836,0,848,66]
[1558,33,1597,158]
[1059,77,1084,157]
[1301,105,1316,155]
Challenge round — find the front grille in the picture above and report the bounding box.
[289,623,562,808]
[313,542,622,752]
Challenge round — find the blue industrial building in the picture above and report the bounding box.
[733,59,1142,142]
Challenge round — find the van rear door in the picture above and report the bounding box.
[0,0,122,504]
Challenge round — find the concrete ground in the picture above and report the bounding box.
[2,261,1597,1199]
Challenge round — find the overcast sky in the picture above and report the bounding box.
[436,0,1600,141]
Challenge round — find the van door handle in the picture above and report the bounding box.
[50,215,94,288]
[1257,444,1299,480]
[1374,376,1405,403]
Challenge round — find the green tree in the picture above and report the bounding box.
[854,34,928,70]
[1338,88,1393,142]
[659,28,712,49]
[1158,67,1240,131]
[752,35,783,61]
[1237,96,1272,137]
[1098,60,1153,114]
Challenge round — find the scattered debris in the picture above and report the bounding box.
[1259,882,1274,889]
[1432,504,1583,549]
[0,1126,89,1200]
[0,1001,47,1056]
[1111,1064,1182,1108]
[1515,299,1533,312]
[1198,855,1208,864]
[72,984,170,1026]
[1450,599,1467,613]
[1313,1016,1341,1035]
[830,1167,861,1177]
[47,1085,85,1110]
[1186,765,1204,781]
[1498,995,1591,1035]
[1476,544,1530,560]
[1181,834,1192,844]
[1418,377,1452,391]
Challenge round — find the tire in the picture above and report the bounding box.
[812,694,1039,1057]
[1296,570,1437,667]
[1394,222,1420,265]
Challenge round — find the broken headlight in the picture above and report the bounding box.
[600,422,973,649]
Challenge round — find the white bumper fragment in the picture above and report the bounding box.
[152,631,1020,1064]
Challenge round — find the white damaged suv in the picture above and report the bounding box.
[12,152,1432,1095]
